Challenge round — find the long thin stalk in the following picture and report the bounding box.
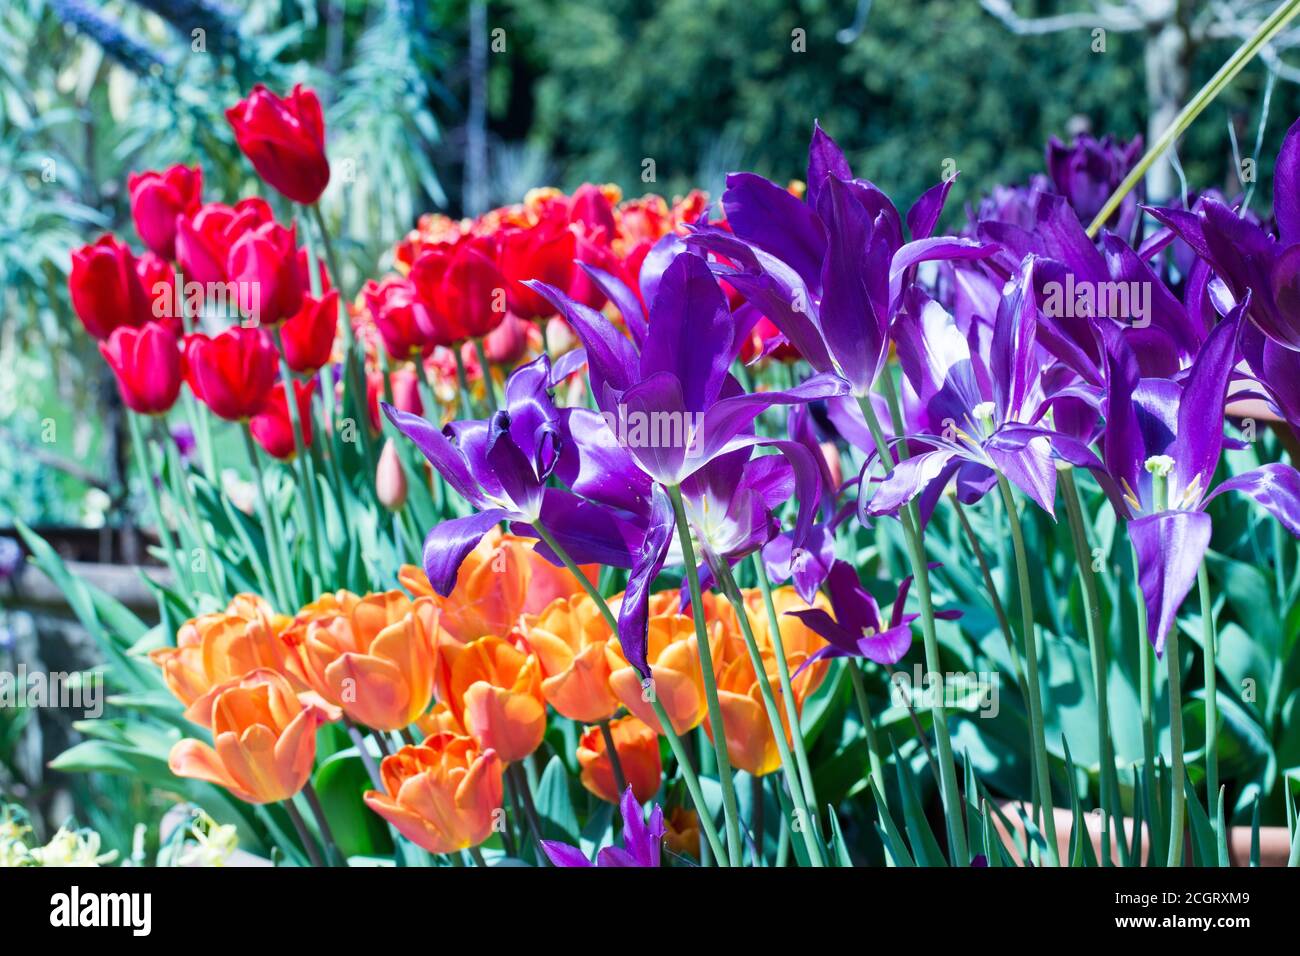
[953,497,1026,692]
[598,720,629,796]
[127,413,189,592]
[996,473,1059,866]
[715,560,826,867]
[283,799,325,868]
[665,485,745,867]
[529,519,729,865]
[751,554,819,815]
[240,427,296,610]
[302,782,344,867]
[1198,563,1225,863]
[846,661,888,812]
[1060,467,1116,864]
[856,390,969,865]
[272,328,327,583]
[472,337,501,410]
[1166,620,1186,867]
[308,202,374,468]
[1086,0,1300,235]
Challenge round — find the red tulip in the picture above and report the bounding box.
[483,311,534,365]
[176,199,273,286]
[498,222,576,319]
[136,252,181,336]
[367,365,423,433]
[226,221,304,325]
[225,84,330,205]
[364,276,433,361]
[99,322,183,415]
[68,235,151,340]
[280,289,339,373]
[251,379,316,459]
[127,165,202,260]
[411,237,507,343]
[184,326,279,421]
[568,183,616,236]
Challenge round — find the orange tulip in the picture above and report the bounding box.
[363,733,504,854]
[664,807,701,860]
[705,586,831,777]
[280,589,440,731]
[150,593,291,724]
[168,669,330,804]
[444,635,546,762]
[399,528,595,642]
[414,700,465,739]
[606,611,723,735]
[521,595,619,722]
[577,716,662,804]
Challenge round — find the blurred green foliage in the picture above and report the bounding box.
[498,0,1300,216]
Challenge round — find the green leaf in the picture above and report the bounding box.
[534,755,580,844]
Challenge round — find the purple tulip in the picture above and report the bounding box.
[382,353,645,596]
[863,260,1110,525]
[1045,133,1143,237]
[1102,307,1300,653]
[541,787,665,868]
[786,559,961,677]
[526,250,844,676]
[688,122,994,396]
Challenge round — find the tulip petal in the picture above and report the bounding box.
[422,509,514,598]
[1129,510,1212,656]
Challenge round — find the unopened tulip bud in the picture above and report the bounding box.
[819,441,843,490]
[545,316,577,355]
[377,438,408,510]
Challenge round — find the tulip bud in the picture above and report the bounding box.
[544,316,577,355]
[483,311,531,365]
[819,440,843,490]
[376,438,408,510]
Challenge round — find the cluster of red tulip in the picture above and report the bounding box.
[361,181,712,431]
[69,85,337,460]
[151,530,829,858]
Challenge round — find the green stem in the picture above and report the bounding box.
[1086,0,1300,235]
[1198,562,1225,863]
[273,328,327,583]
[529,519,729,865]
[468,845,489,868]
[598,719,630,797]
[302,782,344,866]
[665,485,745,867]
[127,413,188,592]
[283,799,325,868]
[953,498,1026,693]
[857,390,969,865]
[452,345,476,420]
[308,202,374,468]
[715,559,826,867]
[751,554,819,815]
[1061,467,1116,864]
[472,337,501,411]
[240,427,295,610]
[1166,620,1186,867]
[846,661,888,813]
[996,473,1059,866]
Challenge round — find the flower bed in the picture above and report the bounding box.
[8,77,1300,870]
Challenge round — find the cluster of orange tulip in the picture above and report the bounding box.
[150,529,831,859]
